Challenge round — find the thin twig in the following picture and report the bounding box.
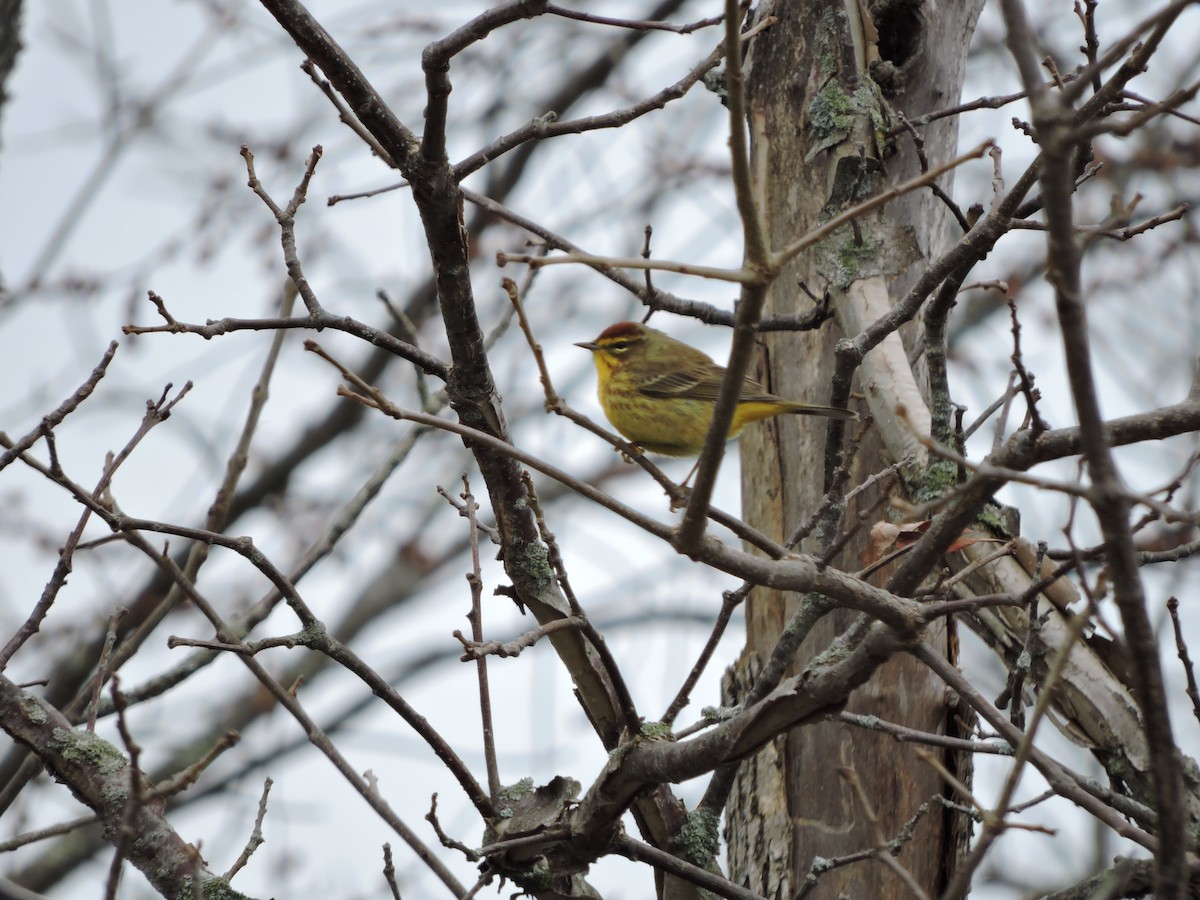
[241,144,324,315]
[86,609,127,732]
[382,843,403,900]
[545,5,723,33]
[770,141,994,270]
[223,778,271,881]
[836,712,1013,755]
[1007,298,1048,433]
[893,111,971,233]
[461,475,502,805]
[426,793,480,862]
[660,592,738,725]
[455,617,585,660]
[124,293,449,378]
[438,485,501,544]
[1167,597,1200,730]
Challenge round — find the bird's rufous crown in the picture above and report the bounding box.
[595,322,646,341]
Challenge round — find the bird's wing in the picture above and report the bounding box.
[638,367,769,402]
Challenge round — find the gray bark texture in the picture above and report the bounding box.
[725,1,985,897]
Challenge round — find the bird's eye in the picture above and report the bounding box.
[608,342,629,354]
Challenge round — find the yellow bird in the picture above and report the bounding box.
[576,321,855,456]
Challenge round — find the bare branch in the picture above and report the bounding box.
[421,1,549,163]
[0,676,256,900]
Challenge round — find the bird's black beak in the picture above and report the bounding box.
[574,341,600,351]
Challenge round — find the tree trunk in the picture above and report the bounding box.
[726,2,984,897]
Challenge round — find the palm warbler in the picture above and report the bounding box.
[576,321,856,456]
